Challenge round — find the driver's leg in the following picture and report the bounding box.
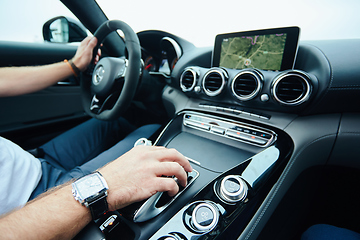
[74,123,161,176]
[29,121,160,200]
[39,118,135,171]
[302,224,360,240]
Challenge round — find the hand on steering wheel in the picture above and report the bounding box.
[80,20,141,121]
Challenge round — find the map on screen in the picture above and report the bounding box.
[219,33,287,71]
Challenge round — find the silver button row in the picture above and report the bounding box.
[184,120,269,146]
[226,130,267,145]
[199,104,270,120]
[184,120,210,131]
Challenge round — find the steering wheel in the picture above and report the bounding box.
[81,20,141,121]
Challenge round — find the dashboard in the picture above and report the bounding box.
[140,32,184,78]
[138,29,360,117]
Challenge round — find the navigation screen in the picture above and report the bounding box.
[213,27,300,71]
[220,33,287,70]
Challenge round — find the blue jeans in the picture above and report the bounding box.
[29,118,160,200]
[302,224,360,240]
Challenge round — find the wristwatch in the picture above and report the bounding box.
[72,172,109,220]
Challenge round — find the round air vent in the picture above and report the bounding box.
[202,68,227,96]
[231,70,262,101]
[180,68,197,92]
[272,71,312,106]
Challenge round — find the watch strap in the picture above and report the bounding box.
[88,194,109,219]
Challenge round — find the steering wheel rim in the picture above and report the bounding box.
[81,20,141,121]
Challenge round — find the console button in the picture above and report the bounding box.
[219,175,248,203]
[257,132,272,139]
[184,120,210,131]
[211,126,225,135]
[223,178,240,193]
[226,130,267,145]
[195,206,213,227]
[183,113,275,147]
[191,202,219,232]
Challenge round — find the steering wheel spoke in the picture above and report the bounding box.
[89,92,121,115]
[90,95,100,112]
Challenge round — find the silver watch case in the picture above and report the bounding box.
[72,172,109,207]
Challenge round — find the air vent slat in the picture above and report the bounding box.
[180,69,197,92]
[231,71,262,101]
[203,69,226,96]
[272,72,311,106]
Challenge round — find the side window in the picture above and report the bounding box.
[0,0,78,43]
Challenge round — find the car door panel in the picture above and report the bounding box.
[0,40,87,143]
[0,41,78,66]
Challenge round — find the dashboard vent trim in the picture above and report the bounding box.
[202,68,227,96]
[272,71,312,106]
[180,68,197,92]
[231,70,262,101]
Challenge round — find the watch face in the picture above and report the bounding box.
[75,173,106,200]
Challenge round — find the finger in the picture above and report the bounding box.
[80,36,92,46]
[154,177,179,197]
[94,55,100,64]
[87,36,98,48]
[131,146,192,174]
[154,162,188,187]
[144,146,190,167]
[155,148,193,173]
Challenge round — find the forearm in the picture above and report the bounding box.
[0,184,91,239]
[0,61,74,97]
[0,36,98,97]
[0,146,192,239]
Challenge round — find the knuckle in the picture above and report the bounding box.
[163,162,180,174]
[167,148,179,156]
[165,179,179,193]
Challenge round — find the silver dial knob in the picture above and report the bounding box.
[191,202,219,232]
[219,175,248,203]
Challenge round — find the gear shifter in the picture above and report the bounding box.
[132,169,199,223]
[129,138,199,222]
[134,137,152,146]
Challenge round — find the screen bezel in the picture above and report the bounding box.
[212,26,300,71]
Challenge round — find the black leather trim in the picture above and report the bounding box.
[88,195,109,220]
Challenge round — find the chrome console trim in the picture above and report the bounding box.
[183,112,277,147]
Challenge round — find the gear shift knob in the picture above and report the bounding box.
[134,138,152,147]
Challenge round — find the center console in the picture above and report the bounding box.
[80,110,293,240]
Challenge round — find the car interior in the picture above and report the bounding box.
[1,0,360,239]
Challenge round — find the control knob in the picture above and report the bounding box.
[219,175,248,203]
[191,202,219,232]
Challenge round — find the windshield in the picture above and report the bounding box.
[97,0,360,47]
[1,0,358,46]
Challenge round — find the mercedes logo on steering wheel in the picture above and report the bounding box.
[93,65,105,85]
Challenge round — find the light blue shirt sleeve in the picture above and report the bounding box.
[0,137,42,216]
